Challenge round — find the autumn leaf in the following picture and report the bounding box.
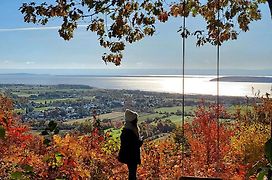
[158,12,168,22]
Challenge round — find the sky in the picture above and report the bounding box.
[0,0,271,75]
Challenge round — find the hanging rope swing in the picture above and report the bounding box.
[216,0,221,174]
[179,0,222,178]
[181,0,186,175]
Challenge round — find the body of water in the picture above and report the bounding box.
[0,74,271,97]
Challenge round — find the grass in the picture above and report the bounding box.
[33,96,95,104]
[226,105,253,114]
[14,106,53,114]
[34,106,54,111]
[98,112,124,120]
[13,88,94,94]
[161,115,193,125]
[138,113,165,122]
[155,105,253,119]
[10,86,96,102]
[154,106,196,114]
[64,118,90,125]
[64,112,124,125]
[12,92,37,97]
[65,110,191,126]
[33,98,78,104]
[14,109,25,114]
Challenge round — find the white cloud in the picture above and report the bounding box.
[0,25,88,32]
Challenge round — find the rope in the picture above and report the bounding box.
[181,0,186,175]
[216,0,221,174]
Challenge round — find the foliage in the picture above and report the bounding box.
[0,95,34,178]
[139,118,176,140]
[230,96,271,165]
[254,138,272,180]
[230,121,270,165]
[20,0,267,64]
[139,138,183,179]
[182,103,237,178]
[0,95,125,179]
[77,119,93,134]
[1,95,272,179]
[171,99,271,179]
[252,96,272,125]
[257,138,272,179]
[233,96,272,179]
[41,120,60,146]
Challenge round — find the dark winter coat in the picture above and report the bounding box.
[118,128,143,165]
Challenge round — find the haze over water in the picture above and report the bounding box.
[0,74,271,97]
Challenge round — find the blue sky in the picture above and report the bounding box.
[0,0,271,74]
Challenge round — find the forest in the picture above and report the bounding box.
[0,93,271,179]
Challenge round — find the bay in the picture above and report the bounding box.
[0,74,271,97]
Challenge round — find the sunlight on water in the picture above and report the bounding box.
[118,76,272,97]
[161,78,182,93]
[0,75,271,97]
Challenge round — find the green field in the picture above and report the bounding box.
[161,115,193,125]
[15,106,53,113]
[34,106,54,111]
[33,98,77,104]
[155,105,253,116]
[12,92,37,97]
[138,113,165,122]
[64,111,189,126]
[13,88,94,94]
[33,96,95,104]
[97,111,124,120]
[154,106,196,114]
[64,111,124,125]
[226,105,253,114]
[14,109,25,114]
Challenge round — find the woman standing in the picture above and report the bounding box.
[118,109,143,180]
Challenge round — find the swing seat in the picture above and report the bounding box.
[179,176,222,180]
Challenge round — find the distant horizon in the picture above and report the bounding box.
[0,68,271,76]
[0,72,271,96]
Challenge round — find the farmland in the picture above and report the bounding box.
[0,84,252,138]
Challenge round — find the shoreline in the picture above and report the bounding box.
[0,75,271,97]
[1,73,272,83]
[0,83,251,98]
[210,76,272,83]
